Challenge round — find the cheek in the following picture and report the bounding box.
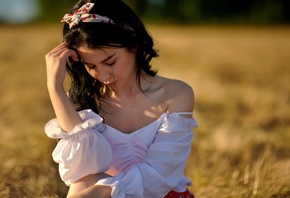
[119,55,135,71]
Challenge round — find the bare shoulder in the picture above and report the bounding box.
[153,76,195,113]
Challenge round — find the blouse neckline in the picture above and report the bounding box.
[104,112,193,135]
[104,112,166,135]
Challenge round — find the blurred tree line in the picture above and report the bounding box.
[38,0,290,24]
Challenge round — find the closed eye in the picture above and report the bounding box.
[83,63,96,69]
[106,60,116,66]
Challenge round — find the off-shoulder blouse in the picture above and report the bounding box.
[45,109,198,198]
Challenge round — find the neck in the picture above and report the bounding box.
[113,73,153,99]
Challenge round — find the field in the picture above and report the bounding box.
[0,24,289,197]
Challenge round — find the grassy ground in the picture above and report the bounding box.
[0,24,289,197]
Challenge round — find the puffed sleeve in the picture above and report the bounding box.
[44,109,112,186]
[96,112,197,198]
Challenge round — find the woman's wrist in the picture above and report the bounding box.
[47,81,65,93]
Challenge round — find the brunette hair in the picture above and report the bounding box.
[63,0,158,113]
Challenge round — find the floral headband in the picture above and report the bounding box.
[61,3,116,29]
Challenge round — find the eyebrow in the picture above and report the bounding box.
[100,52,116,63]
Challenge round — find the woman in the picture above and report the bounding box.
[45,0,197,197]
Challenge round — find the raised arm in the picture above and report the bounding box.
[45,43,83,131]
[45,44,114,197]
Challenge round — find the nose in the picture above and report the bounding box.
[96,67,111,83]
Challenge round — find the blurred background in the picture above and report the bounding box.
[0,0,290,24]
[0,0,289,197]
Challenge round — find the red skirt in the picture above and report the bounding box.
[164,189,195,198]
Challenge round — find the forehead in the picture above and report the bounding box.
[77,46,115,55]
[77,46,118,62]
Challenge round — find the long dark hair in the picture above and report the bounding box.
[63,0,158,113]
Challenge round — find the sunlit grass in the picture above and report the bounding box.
[0,24,289,197]
[151,25,290,197]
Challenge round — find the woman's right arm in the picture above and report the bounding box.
[45,43,83,132]
[45,45,113,197]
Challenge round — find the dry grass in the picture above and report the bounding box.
[0,24,289,197]
[151,25,290,198]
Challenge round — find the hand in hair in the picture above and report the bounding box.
[45,43,83,132]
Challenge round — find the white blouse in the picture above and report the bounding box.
[45,109,198,198]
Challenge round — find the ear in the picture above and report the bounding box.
[69,47,80,62]
[71,54,80,62]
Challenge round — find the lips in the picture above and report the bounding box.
[104,80,117,87]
